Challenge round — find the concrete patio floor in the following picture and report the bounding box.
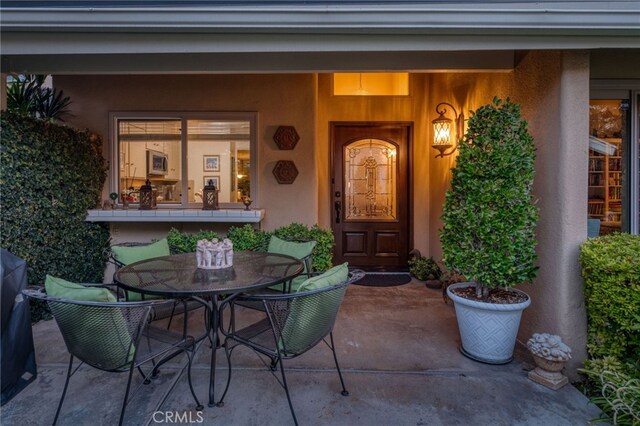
[2,280,602,425]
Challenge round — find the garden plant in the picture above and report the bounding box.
[579,233,640,425]
[167,223,335,272]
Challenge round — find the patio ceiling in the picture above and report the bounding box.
[1,1,639,74]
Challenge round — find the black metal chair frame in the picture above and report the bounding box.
[218,269,365,425]
[23,287,203,426]
[109,242,203,328]
[233,238,317,315]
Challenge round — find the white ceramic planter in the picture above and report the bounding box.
[447,282,531,364]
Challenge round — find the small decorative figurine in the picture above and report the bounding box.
[242,196,252,211]
[222,238,233,266]
[196,238,234,270]
[109,192,118,209]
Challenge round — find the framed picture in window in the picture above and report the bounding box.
[203,155,220,172]
[203,175,220,190]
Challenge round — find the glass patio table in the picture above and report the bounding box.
[114,251,304,407]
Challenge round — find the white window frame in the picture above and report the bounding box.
[109,112,258,209]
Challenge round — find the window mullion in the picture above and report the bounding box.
[181,118,188,207]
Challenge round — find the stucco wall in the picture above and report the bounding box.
[513,51,590,377]
[316,73,431,255]
[54,74,318,231]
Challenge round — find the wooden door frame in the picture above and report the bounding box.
[329,121,414,271]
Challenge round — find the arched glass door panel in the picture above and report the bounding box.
[343,138,397,221]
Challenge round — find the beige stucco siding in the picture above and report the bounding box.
[55,74,319,231]
[514,50,590,377]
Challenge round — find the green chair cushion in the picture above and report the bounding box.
[111,238,170,266]
[268,275,307,293]
[267,236,317,292]
[296,262,349,293]
[45,275,136,366]
[45,275,117,302]
[111,239,169,301]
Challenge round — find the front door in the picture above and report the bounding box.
[331,122,411,270]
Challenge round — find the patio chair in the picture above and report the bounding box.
[265,235,317,292]
[110,239,170,302]
[218,268,365,425]
[110,240,202,326]
[22,287,203,426]
[234,236,317,312]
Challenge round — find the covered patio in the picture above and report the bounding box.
[3,280,600,425]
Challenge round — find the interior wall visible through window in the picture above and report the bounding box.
[113,113,256,208]
[587,99,629,235]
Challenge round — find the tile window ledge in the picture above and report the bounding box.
[85,208,264,223]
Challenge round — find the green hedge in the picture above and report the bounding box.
[579,233,640,360]
[579,234,640,425]
[1,112,110,321]
[167,223,335,272]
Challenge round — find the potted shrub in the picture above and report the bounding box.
[440,97,539,364]
[408,255,442,288]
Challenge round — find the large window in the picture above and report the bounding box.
[112,113,256,207]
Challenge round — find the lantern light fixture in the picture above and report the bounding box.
[138,180,155,210]
[202,179,219,210]
[432,102,464,158]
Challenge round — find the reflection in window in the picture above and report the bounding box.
[344,139,397,220]
[116,115,254,207]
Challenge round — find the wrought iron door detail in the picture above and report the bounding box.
[344,139,397,220]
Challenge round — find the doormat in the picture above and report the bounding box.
[352,273,412,287]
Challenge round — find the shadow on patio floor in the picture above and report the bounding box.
[2,280,602,426]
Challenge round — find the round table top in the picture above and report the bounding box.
[114,251,304,298]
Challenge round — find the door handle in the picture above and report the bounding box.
[334,201,341,224]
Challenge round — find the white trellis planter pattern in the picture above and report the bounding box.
[447,282,531,364]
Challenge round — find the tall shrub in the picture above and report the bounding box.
[1,112,110,319]
[440,97,539,298]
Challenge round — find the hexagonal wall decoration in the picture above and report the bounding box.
[273,126,300,150]
[272,160,299,184]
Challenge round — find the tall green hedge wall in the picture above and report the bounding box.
[580,233,640,360]
[1,112,110,318]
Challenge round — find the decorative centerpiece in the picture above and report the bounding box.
[196,238,234,269]
[526,333,572,390]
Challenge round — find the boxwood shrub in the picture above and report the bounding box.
[579,233,640,425]
[167,223,335,272]
[579,233,640,360]
[1,112,110,320]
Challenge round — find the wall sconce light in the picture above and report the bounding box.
[432,102,464,158]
